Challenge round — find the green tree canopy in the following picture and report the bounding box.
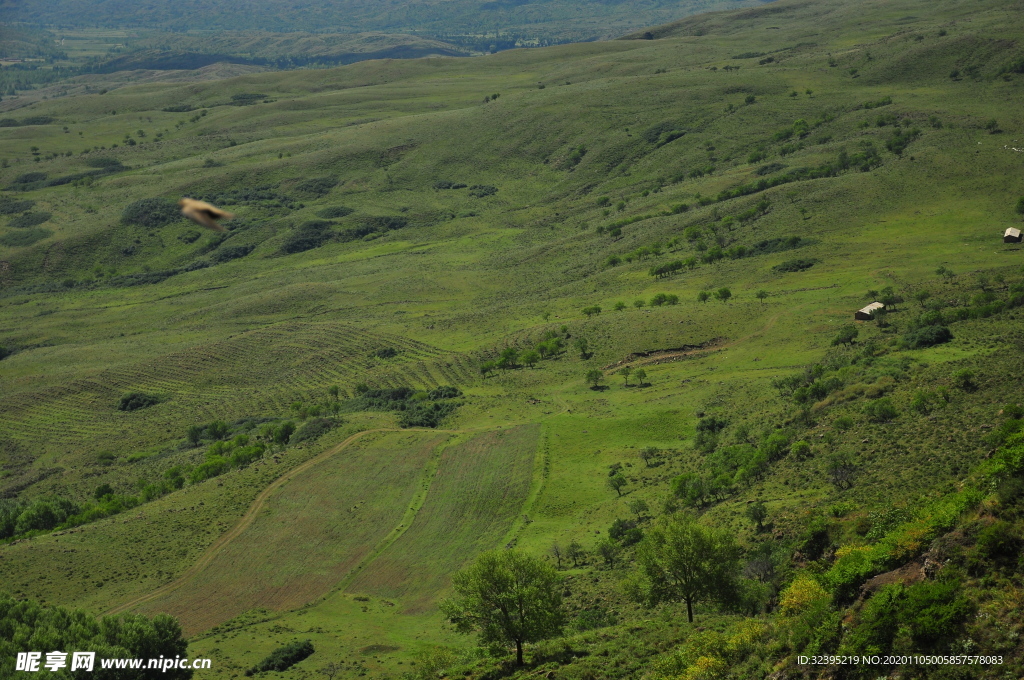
[0,593,192,679]
[439,550,565,666]
[624,513,742,622]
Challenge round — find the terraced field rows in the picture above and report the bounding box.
[0,321,476,460]
[135,430,449,635]
[346,424,540,612]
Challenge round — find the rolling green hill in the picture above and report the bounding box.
[2,0,1024,678]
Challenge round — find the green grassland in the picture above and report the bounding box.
[3,0,1024,676]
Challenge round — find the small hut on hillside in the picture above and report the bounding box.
[855,301,885,321]
[1005,227,1022,243]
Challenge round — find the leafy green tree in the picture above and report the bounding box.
[94,483,114,500]
[0,593,193,679]
[582,305,602,317]
[575,337,590,359]
[586,369,604,389]
[697,290,710,304]
[608,473,627,496]
[628,498,649,518]
[914,290,931,306]
[480,360,496,377]
[634,368,648,386]
[186,424,204,446]
[619,365,632,385]
[1016,196,1024,215]
[206,420,229,440]
[440,550,565,666]
[952,369,976,391]
[624,514,742,622]
[498,347,519,369]
[596,539,619,567]
[756,289,768,304]
[639,446,658,467]
[714,287,732,303]
[634,299,646,308]
[328,385,340,400]
[832,325,858,346]
[273,421,296,445]
[746,501,768,531]
[566,540,584,567]
[614,301,627,311]
[521,350,540,368]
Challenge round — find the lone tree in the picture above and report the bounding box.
[619,365,633,385]
[756,289,768,305]
[586,369,604,390]
[596,539,619,567]
[745,500,768,532]
[186,424,204,447]
[638,446,658,467]
[566,540,584,567]
[831,325,858,346]
[624,514,742,623]
[697,290,710,304]
[714,287,732,303]
[551,543,564,569]
[440,550,565,666]
[628,498,650,519]
[319,662,342,680]
[608,473,627,496]
[634,368,648,386]
[328,385,340,401]
[575,337,590,359]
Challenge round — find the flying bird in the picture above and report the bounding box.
[178,198,234,232]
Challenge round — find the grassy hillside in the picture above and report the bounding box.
[2,0,1024,677]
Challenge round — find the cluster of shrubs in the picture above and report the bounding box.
[351,385,463,428]
[0,116,54,127]
[700,146,883,207]
[0,197,35,214]
[773,258,818,273]
[245,640,314,675]
[121,197,182,228]
[0,228,51,248]
[468,184,498,198]
[7,212,50,228]
[294,176,337,196]
[198,186,300,209]
[8,160,125,191]
[210,244,255,263]
[229,93,268,106]
[641,121,686,146]
[317,205,353,218]
[190,434,268,483]
[0,467,188,541]
[0,594,192,679]
[669,420,798,509]
[117,391,161,411]
[281,220,333,254]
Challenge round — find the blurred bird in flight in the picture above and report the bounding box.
[179,198,234,232]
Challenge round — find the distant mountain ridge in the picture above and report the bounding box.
[5,0,766,43]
